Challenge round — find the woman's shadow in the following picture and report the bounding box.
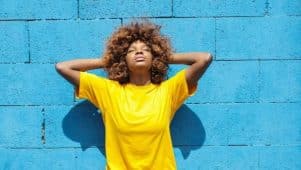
[62,100,206,159]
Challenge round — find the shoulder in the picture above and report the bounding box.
[80,71,119,86]
[161,69,186,85]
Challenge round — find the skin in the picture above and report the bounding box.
[125,40,153,86]
[55,40,213,93]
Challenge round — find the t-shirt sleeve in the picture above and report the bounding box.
[166,69,198,118]
[75,71,109,112]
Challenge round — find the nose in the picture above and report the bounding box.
[135,50,143,55]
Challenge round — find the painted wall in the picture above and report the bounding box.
[0,0,300,169]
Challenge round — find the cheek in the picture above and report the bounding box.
[125,55,135,67]
[125,55,131,63]
[147,52,153,59]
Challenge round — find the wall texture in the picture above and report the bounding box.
[0,0,300,169]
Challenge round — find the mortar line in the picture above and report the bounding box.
[3,144,301,150]
[264,0,269,16]
[0,15,274,22]
[26,21,31,63]
[1,58,300,65]
[1,14,299,22]
[120,18,123,25]
[0,104,76,107]
[171,0,174,17]
[258,59,262,103]
[214,17,217,60]
[0,101,300,107]
[41,108,46,145]
[77,0,80,19]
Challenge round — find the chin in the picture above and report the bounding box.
[130,65,151,72]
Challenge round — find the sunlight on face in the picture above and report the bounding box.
[125,40,153,73]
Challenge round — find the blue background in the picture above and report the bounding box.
[0,0,300,169]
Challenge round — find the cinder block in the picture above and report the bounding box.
[145,18,215,55]
[175,146,301,169]
[174,146,228,169]
[0,106,43,147]
[168,61,259,103]
[269,0,301,16]
[259,60,301,102]
[0,22,28,63]
[226,146,259,169]
[216,16,301,60]
[227,103,301,145]
[79,0,172,18]
[0,148,106,169]
[29,19,120,63]
[171,104,229,146]
[173,0,266,17]
[0,0,77,19]
[0,64,74,105]
[259,146,301,169]
[174,146,258,169]
[173,103,301,147]
[44,103,105,150]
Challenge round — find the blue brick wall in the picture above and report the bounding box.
[0,0,300,169]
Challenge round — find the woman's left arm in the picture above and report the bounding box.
[168,52,213,90]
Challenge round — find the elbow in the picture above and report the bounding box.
[206,53,213,63]
[55,62,66,74]
[196,52,213,63]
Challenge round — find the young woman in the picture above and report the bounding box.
[55,19,212,170]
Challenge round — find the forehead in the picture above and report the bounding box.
[129,40,148,48]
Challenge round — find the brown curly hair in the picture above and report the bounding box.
[102,18,173,84]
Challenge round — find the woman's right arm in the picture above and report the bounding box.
[55,58,105,87]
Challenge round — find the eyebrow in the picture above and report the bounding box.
[128,45,149,49]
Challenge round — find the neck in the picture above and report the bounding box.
[129,70,151,86]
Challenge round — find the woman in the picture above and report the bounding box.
[55,19,212,170]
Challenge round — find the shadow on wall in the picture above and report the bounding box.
[62,100,205,159]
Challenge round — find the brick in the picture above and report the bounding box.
[226,146,259,169]
[0,106,43,147]
[227,103,301,145]
[259,60,301,102]
[0,147,106,169]
[216,16,301,60]
[0,0,77,19]
[168,61,259,103]
[259,146,301,169]
[0,64,73,105]
[0,22,28,63]
[269,0,301,16]
[174,146,258,170]
[174,146,228,169]
[79,0,172,18]
[173,0,266,17]
[147,18,215,55]
[172,103,301,146]
[44,103,105,149]
[174,146,301,169]
[29,19,120,63]
[171,104,229,146]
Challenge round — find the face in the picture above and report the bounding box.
[125,40,153,73]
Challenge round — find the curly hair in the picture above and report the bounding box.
[102,19,173,84]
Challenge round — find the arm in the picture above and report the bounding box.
[168,52,213,90]
[55,58,105,87]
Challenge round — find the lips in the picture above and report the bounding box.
[134,54,145,61]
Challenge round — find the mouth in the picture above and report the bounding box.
[134,54,145,62]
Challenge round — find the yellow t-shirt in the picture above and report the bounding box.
[75,68,197,170]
